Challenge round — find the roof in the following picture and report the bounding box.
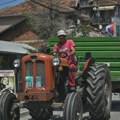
[0,1,33,16]
[0,0,77,16]
[0,15,25,34]
[0,40,37,54]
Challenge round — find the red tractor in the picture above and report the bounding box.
[0,50,112,120]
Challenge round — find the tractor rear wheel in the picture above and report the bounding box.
[0,92,20,120]
[63,92,83,120]
[27,101,53,120]
[86,64,112,120]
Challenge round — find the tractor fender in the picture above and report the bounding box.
[82,58,95,76]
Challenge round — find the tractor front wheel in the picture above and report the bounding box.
[0,92,20,120]
[63,92,83,120]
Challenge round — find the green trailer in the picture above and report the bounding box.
[49,36,120,93]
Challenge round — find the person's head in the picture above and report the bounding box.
[57,30,66,43]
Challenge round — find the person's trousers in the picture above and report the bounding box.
[68,63,77,86]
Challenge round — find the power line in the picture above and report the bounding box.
[0,0,17,6]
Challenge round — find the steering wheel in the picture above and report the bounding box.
[50,52,69,58]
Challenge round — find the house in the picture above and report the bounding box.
[76,0,120,36]
[0,1,38,41]
[0,1,48,49]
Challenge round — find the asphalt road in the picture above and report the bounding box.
[20,93,120,120]
[110,93,120,120]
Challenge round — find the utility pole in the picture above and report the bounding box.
[96,0,102,36]
[96,0,100,27]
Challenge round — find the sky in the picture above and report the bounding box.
[0,0,25,9]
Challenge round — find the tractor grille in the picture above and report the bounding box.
[36,61,45,87]
[25,61,33,88]
[25,60,45,88]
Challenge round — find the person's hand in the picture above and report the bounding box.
[65,53,71,60]
[60,52,68,58]
[52,52,56,56]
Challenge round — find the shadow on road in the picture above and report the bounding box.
[50,116,91,120]
[28,98,120,120]
[50,99,120,120]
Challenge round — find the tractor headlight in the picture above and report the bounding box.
[52,58,60,66]
[13,59,20,68]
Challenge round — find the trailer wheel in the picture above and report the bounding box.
[63,92,83,120]
[0,92,20,120]
[27,102,53,120]
[86,64,112,120]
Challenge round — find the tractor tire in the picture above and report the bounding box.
[86,64,112,120]
[63,92,83,120]
[0,92,20,120]
[27,102,53,120]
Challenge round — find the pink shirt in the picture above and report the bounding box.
[53,39,76,64]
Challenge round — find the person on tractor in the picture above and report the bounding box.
[53,30,77,91]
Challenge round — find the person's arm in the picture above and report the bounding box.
[69,40,76,56]
[69,46,75,56]
[53,44,58,56]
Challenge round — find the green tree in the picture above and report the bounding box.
[79,24,92,36]
[25,0,66,40]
